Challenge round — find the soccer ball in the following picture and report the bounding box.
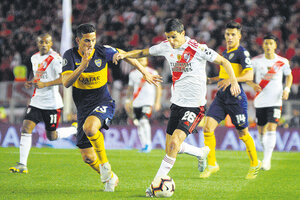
[151,175,175,197]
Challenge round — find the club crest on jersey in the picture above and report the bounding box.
[95,59,102,67]
[229,53,234,60]
[183,53,191,62]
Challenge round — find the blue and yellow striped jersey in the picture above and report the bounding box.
[62,45,118,119]
[219,46,252,79]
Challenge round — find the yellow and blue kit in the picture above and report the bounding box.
[207,46,252,129]
[62,45,118,148]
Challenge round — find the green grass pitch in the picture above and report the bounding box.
[1,147,299,200]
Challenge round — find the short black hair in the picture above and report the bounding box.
[165,18,184,33]
[264,33,277,42]
[226,21,242,31]
[76,24,96,38]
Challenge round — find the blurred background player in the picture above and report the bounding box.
[201,21,261,179]
[125,57,162,153]
[9,33,77,174]
[116,18,241,196]
[61,24,161,192]
[248,34,293,170]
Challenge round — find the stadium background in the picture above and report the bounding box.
[0,0,299,151]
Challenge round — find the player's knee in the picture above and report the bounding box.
[83,124,97,137]
[21,125,33,133]
[168,139,179,153]
[203,125,214,134]
[46,131,58,141]
[203,131,214,137]
[82,156,95,164]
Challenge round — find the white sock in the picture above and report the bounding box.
[263,131,276,163]
[137,121,146,148]
[178,142,205,157]
[155,154,175,179]
[19,133,32,166]
[140,118,151,147]
[56,126,77,139]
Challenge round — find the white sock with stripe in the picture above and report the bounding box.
[137,122,147,149]
[263,131,276,163]
[178,142,205,157]
[56,126,77,139]
[19,133,32,166]
[140,118,151,148]
[155,154,176,179]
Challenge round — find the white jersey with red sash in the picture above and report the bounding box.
[252,54,291,108]
[149,36,218,107]
[29,49,64,109]
[128,67,158,107]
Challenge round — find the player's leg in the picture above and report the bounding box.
[134,107,147,151]
[139,117,152,152]
[9,119,36,173]
[10,106,41,173]
[237,128,261,179]
[79,147,100,174]
[200,116,220,178]
[256,107,268,149]
[262,107,281,170]
[83,102,118,192]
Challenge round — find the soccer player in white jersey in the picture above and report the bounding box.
[9,34,77,174]
[248,34,293,170]
[115,18,241,197]
[125,57,162,153]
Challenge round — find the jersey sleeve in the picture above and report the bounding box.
[283,59,292,75]
[198,44,218,62]
[104,45,118,62]
[239,49,252,70]
[53,55,63,74]
[149,42,166,56]
[62,49,75,75]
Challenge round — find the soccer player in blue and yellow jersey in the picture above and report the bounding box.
[200,21,261,179]
[61,24,161,192]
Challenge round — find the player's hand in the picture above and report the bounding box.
[35,81,47,89]
[81,48,93,68]
[230,81,241,97]
[113,53,126,65]
[24,81,33,89]
[252,84,262,93]
[143,72,163,87]
[282,90,289,100]
[217,79,231,91]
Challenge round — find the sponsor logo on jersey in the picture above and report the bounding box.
[229,53,234,60]
[170,62,192,72]
[78,76,102,85]
[177,54,181,61]
[94,59,102,67]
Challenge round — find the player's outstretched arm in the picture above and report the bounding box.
[213,55,240,97]
[114,49,163,86]
[246,81,261,93]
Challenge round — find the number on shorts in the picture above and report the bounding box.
[96,106,108,113]
[236,114,246,124]
[182,111,196,123]
[273,108,281,119]
[50,114,57,124]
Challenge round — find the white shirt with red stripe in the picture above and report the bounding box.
[252,54,291,108]
[29,49,64,109]
[128,67,158,107]
[149,36,218,107]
